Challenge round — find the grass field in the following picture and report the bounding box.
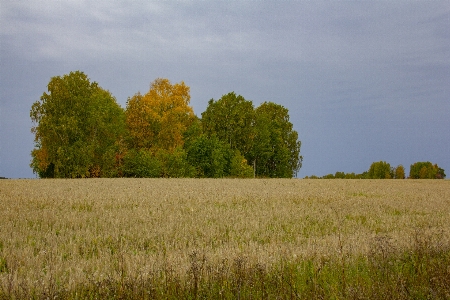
[1,179,449,299]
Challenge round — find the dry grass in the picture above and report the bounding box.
[0,179,449,298]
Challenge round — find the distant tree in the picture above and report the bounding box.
[125,78,195,152]
[30,71,125,178]
[409,162,445,179]
[367,161,393,179]
[334,171,345,179]
[393,165,405,179]
[345,172,357,179]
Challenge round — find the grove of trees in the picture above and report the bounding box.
[30,71,302,178]
[305,161,445,179]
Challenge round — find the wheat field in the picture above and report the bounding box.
[1,179,449,298]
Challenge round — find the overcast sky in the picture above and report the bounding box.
[1,1,449,178]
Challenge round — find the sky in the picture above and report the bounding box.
[1,1,449,179]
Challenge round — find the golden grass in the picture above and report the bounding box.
[0,179,449,297]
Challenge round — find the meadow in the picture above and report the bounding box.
[0,179,449,299]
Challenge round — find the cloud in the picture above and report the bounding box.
[1,0,449,178]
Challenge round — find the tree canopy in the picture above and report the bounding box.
[409,162,446,179]
[30,71,125,178]
[30,72,302,178]
[252,102,302,178]
[125,78,195,152]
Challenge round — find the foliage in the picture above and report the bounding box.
[409,161,446,179]
[121,149,161,178]
[125,78,195,152]
[31,73,302,178]
[394,164,405,179]
[30,71,125,178]
[185,134,232,178]
[367,161,393,179]
[229,150,254,178]
[156,147,196,178]
[201,92,255,159]
[252,102,302,178]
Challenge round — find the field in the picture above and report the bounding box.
[1,179,449,299]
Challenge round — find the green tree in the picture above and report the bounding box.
[156,147,196,178]
[121,149,161,178]
[367,161,393,179]
[201,92,255,160]
[30,71,125,178]
[251,102,302,178]
[409,162,445,179]
[185,134,232,178]
[229,150,254,178]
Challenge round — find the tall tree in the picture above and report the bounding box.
[201,92,255,160]
[125,78,195,152]
[251,102,302,178]
[30,71,125,178]
[394,164,405,179]
[367,161,393,179]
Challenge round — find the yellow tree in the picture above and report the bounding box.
[125,78,195,152]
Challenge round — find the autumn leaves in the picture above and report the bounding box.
[30,71,302,178]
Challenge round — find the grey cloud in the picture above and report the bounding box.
[0,0,449,178]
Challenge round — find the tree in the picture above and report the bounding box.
[229,150,254,178]
[121,149,161,178]
[185,134,232,178]
[125,78,195,152]
[156,147,196,178]
[201,92,255,160]
[394,165,405,179]
[251,102,302,178]
[30,71,125,178]
[409,162,445,179]
[367,161,393,179]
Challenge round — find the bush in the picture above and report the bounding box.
[156,148,196,178]
[121,149,161,177]
[230,150,254,178]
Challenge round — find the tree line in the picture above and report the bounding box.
[30,71,302,178]
[304,161,446,179]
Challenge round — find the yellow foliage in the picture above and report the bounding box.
[126,79,195,152]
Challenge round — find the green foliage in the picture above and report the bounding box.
[30,74,302,178]
[229,150,254,178]
[30,71,125,178]
[156,147,196,178]
[367,161,393,179]
[409,161,446,179]
[201,92,255,159]
[252,102,302,178]
[121,149,161,178]
[185,135,232,178]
